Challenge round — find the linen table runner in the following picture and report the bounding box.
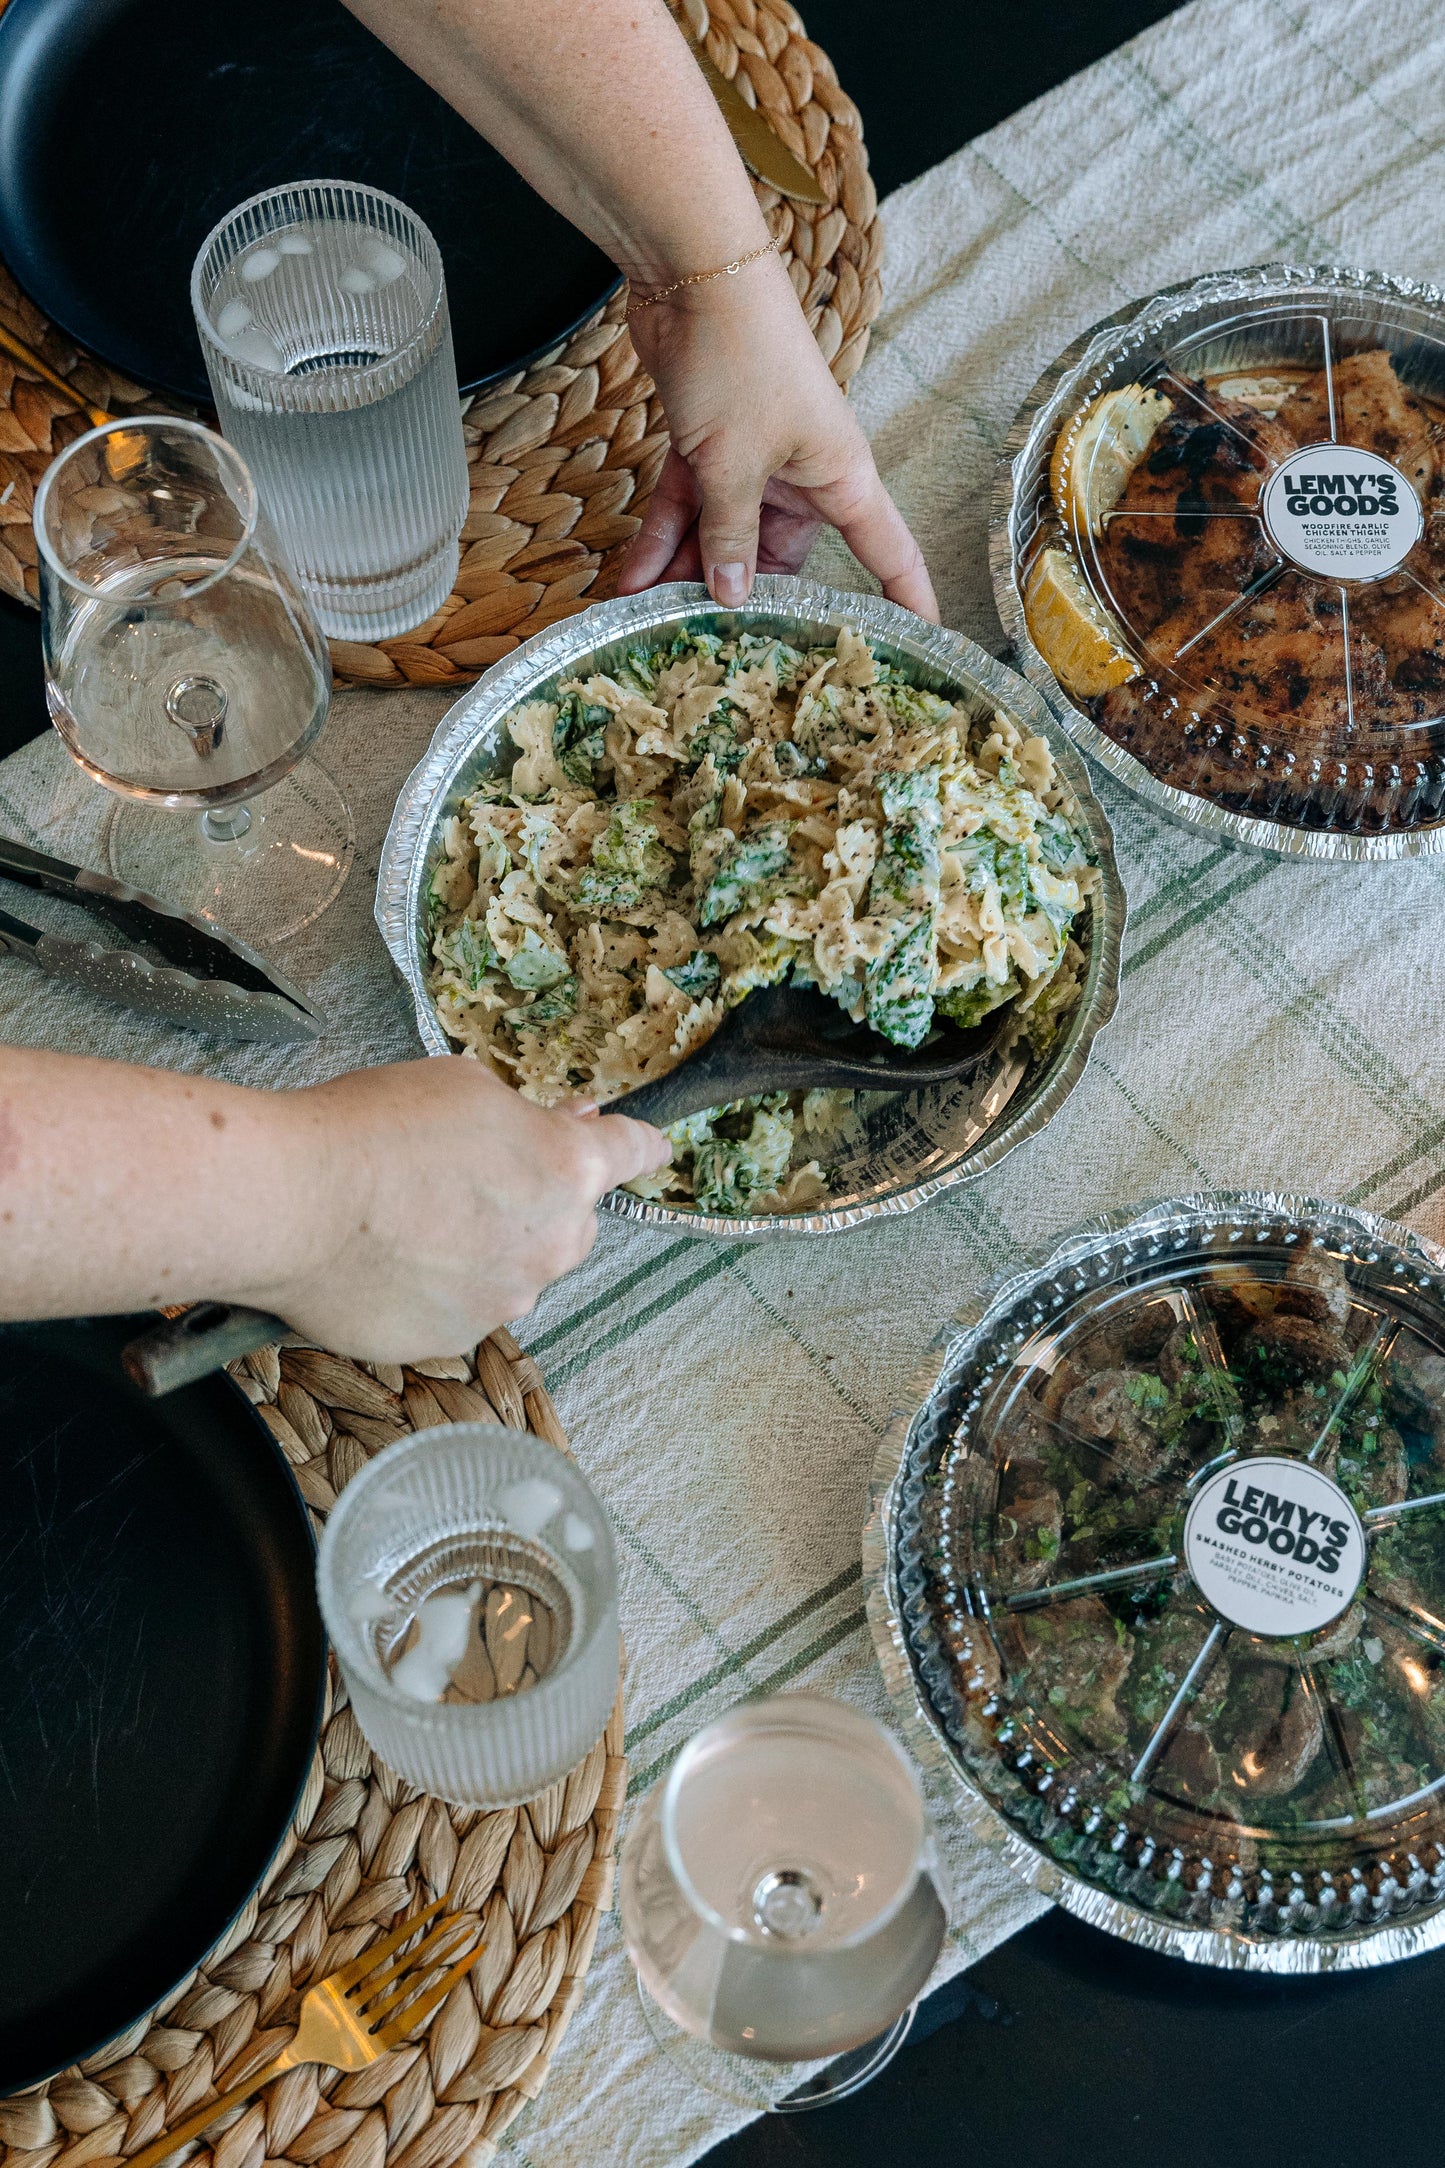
[3,1,1445,2158]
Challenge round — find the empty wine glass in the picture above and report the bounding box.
[619,1695,948,2111]
[34,415,353,942]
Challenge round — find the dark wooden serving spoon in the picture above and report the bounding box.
[608,978,1013,1127]
[120,985,1019,1394]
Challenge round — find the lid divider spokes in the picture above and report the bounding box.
[1340,585,1356,734]
[1306,1319,1400,1463]
[1168,558,1287,663]
[1149,366,1282,463]
[1320,313,1338,441]
[1005,1554,1180,1614]
[1129,1619,1230,1786]
[1362,1587,1445,1655]
[1365,1488,1445,1525]
[1397,560,1445,614]
[1299,1660,1371,1826]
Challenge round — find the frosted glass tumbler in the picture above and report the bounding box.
[317,1424,620,1806]
[192,180,470,641]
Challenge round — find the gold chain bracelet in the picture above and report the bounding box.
[625,237,780,318]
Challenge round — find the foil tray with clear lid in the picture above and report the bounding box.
[865,1193,1445,1970]
[992,265,1445,858]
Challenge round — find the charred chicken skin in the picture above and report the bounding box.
[1090,352,1445,775]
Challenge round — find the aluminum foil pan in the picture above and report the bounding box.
[376,577,1124,1238]
[865,1191,1445,1971]
[991,264,1445,860]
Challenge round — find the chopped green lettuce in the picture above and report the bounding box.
[502,927,572,991]
[507,974,579,1031]
[572,800,677,914]
[682,1096,796,1214]
[698,822,795,927]
[439,914,496,990]
[663,949,723,1001]
[552,691,611,789]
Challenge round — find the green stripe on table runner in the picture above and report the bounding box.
[626,1605,869,1799]
[1264,0,1438,153]
[625,1562,864,1751]
[1095,1054,1215,1182]
[968,142,1126,295]
[1124,844,1238,933]
[1107,49,1329,256]
[525,1237,701,1356]
[730,1264,890,1436]
[542,1244,749,1388]
[1122,859,1276,981]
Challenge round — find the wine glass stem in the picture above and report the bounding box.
[202,804,253,845]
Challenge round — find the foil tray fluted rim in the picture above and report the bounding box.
[863,1187,1445,1972]
[989,261,1445,863]
[375,576,1125,1238]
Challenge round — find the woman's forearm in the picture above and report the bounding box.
[0,1047,324,1320]
[0,1048,667,1357]
[340,0,769,283]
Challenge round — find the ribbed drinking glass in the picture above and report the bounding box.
[192,180,470,641]
[317,1424,620,1807]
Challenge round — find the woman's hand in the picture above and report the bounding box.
[0,1046,668,1362]
[338,0,936,618]
[251,1060,669,1361]
[619,252,938,621]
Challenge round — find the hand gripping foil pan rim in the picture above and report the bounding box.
[374,576,1125,1239]
[863,1189,1445,1973]
[989,261,1445,863]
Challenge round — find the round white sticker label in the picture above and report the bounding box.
[1261,442,1423,579]
[1183,1455,1366,1637]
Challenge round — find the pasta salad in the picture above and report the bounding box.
[424,623,1098,1214]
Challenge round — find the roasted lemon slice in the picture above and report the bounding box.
[1024,549,1138,700]
[1050,383,1172,535]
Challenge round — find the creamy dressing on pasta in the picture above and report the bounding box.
[425,626,1097,1214]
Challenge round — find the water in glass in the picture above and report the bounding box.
[317,1425,620,1808]
[193,181,470,641]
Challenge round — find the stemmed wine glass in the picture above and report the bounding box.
[619,1694,948,2112]
[33,415,353,942]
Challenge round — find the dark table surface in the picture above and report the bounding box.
[25,7,1428,2163]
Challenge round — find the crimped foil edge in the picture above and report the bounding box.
[989,262,1445,863]
[375,576,1125,1239]
[863,1187,1445,1972]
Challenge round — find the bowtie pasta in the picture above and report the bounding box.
[425,625,1098,1214]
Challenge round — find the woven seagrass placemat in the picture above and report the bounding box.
[0,1328,624,2168]
[0,0,882,689]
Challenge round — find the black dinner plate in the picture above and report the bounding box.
[0,1313,326,2092]
[0,0,620,403]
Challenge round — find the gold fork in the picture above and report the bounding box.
[128,1898,482,2168]
[0,321,153,479]
[0,321,114,427]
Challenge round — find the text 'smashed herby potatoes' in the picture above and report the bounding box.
[425,624,1099,1215]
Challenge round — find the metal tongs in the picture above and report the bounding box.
[0,835,324,1044]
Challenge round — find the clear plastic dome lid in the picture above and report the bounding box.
[887,1196,1445,1964]
[1008,267,1445,849]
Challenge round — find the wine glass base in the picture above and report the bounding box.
[634,1975,914,2114]
[104,758,355,944]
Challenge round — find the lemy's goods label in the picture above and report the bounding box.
[1183,1454,1366,1635]
[1262,443,1423,579]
